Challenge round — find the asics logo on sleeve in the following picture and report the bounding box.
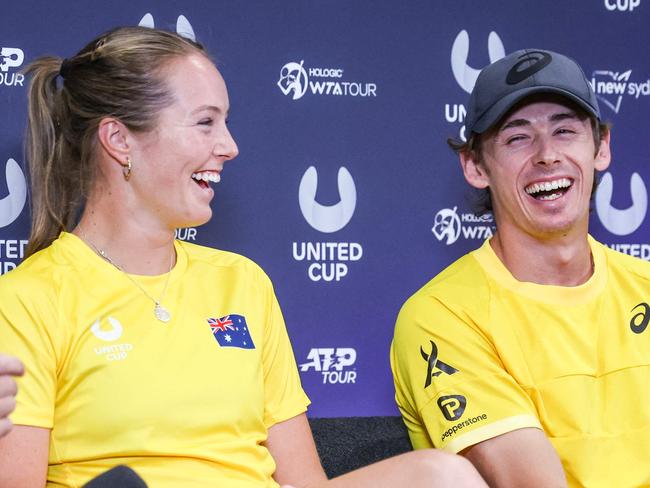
[420,340,459,388]
[630,302,650,334]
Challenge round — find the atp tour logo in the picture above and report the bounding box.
[292,166,363,282]
[91,317,134,361]
[596,171,650,260]
[299,347,357,385]
[590,69,649,114]
[431,206,494,246]
[445,30,506,141]
[0,47,25,87]
[277,60,377,100]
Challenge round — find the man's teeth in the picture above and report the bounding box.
[525,178,571,195]
[191,172,221,183]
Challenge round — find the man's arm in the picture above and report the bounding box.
[463,427,567,487]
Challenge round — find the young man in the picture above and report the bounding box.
[391,49,650,487]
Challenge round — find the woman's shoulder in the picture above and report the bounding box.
[177,240,271,281]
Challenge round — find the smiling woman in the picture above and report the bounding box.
[0,25,485,488]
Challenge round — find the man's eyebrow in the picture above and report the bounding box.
[498,111,581,132]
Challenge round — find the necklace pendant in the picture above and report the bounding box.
[154,303,171,323]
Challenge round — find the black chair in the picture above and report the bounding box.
[308,416,413,478]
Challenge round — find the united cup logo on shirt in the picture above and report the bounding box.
[91,317,134,361]
[445,29,506,141]
[292,166,363,282]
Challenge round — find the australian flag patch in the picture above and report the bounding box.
[207,315,255,349]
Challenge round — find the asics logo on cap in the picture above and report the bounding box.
[506,51,552,85]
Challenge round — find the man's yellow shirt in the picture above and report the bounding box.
[392,236,650,487]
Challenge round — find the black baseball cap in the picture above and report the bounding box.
[464,49,600,136]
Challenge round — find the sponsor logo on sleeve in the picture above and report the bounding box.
[421,340,459,388]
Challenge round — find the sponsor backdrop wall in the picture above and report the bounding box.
[1,0,648,417]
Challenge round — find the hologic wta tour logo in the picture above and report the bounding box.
[277,60,377,100]
[590,69,649,114]
[431,206,494,246]
[445,30,506,141]
[292,166,363,282]
[596,171,650,260]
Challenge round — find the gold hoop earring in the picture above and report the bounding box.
[122,157,132,181]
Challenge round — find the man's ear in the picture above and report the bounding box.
[459,150,490,189]
[594,129,611,172]
[96,117,132,165]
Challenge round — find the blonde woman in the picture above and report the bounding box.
[0,26,484,488]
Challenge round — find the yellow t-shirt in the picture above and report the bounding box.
[391,236,650,487]
[0,232,310,488]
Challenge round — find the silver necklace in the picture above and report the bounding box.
[85,239,174,323]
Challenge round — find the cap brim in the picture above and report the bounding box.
[471,86,600,135]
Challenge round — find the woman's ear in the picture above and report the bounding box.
[96,117,132,165]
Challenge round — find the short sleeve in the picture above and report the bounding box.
[259,276,310,427]
[0,274,61,428]
[391,292,541,453]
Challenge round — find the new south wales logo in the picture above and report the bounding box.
[208,315,255,349]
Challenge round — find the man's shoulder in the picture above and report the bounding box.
[601,241,650,281]
[400,249,490,318]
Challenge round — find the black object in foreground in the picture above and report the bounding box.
[83,465,148,488]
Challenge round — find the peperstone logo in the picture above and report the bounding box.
[299,347,357,385]
[446,30,505,141]
[277,59,377,100]
[293,166,362,282]
[138,13,196,41]
[630,303,650,334]
[604,0,641,11]
[590,69,649,114]
[431,206,494,246]
[421,340,459,388]
[595,172,648,236]
[437,395,467,421]
[0,158,27,229]
[0,47,25,87]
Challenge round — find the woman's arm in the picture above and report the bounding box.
[0,425,50,488]
[267,413,487,488]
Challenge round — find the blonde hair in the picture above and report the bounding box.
[24,26,206,257]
